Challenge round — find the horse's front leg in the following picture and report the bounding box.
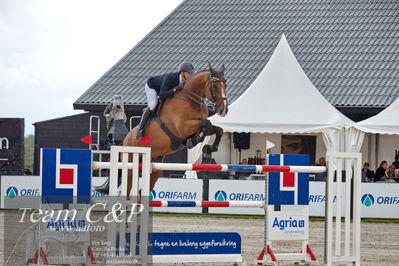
[204,124,223,153]
[183,119,212,149]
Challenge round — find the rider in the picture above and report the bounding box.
[136,61,195,139]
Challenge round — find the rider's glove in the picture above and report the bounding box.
[173,84,183,93]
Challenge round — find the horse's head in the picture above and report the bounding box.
[206,63,228,117]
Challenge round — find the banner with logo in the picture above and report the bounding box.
[151,178,203,213]
[268,154,309,205]
[307,182,347,217]
[361,183,399,218]
[2,175,398,218]
[41,149,91,204]
[267,213,309,240]
[1,176,113,209]
[209,180,265,215]
[1,176,41,208]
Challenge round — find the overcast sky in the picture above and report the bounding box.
[0,0,183,135]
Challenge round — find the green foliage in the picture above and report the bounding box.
[24,134,34,170]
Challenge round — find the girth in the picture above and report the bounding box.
[152,116,186,151]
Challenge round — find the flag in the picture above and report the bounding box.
[81,135,93,145]
[138,136,151,146]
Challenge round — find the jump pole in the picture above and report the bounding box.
[93,161,326,173]
[99,146,361,266]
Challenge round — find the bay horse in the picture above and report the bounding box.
[95,64,228,195]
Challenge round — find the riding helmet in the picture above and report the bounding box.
[178,62,195,73]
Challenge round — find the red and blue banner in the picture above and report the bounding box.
[268,154,309,205]
[41,149,91,204]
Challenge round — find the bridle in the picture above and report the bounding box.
[208,76,227,103]
[175,74,227,113]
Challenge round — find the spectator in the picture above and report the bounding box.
[386,164,396,178]
[240,159,248,165]
[316,157,326,166]
[374,161,388,182]
[315,157,327,181]
[361,163,374,182]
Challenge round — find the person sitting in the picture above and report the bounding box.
[136,62,195,139]
[315,157,327,181]
[386,164,396,178]
[361,162,374,182]
[316,157,326,166]
[374,160,388,182]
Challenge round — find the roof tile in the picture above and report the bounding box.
[74,0,399,108]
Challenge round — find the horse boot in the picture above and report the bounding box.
[186,131,205,149]
[136,107,152,139]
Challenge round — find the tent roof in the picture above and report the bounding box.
[210,35,353,134]
[354,96,399,135]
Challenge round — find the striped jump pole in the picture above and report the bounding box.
[149,200,264,208]
[93,161,326,173]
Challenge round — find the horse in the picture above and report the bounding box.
[125,64,228,193]
[95,64,228,195]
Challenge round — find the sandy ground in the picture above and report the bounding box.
[152,216,399,266]
[1,212,399,265]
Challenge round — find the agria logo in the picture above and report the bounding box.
[361,194,375,207]
[6,186,18,198]
[214,190,227,201]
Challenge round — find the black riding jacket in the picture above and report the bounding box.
[147,72,180,100]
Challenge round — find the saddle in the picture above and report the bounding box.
[146,101,186,151]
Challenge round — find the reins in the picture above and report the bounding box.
[172,74,226,114]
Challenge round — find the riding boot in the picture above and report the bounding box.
[136,107,153,139]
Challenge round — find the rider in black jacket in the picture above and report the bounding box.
[136,62,195,139]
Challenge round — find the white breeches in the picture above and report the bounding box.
[145,83,158,111]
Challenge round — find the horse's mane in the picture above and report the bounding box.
[194,69,210,75]
[186,70,210,83]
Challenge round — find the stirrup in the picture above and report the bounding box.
[136,130,144,140]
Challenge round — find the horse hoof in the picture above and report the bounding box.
[202,145,212,154]
[186,139,195,149]
[210,146,218,152]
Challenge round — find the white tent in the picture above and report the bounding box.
[348,97,399,163]
[210,34,352,134]
[187,35,354,174]
[354,97,399,134]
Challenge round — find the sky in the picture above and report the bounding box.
[0,0,183,135]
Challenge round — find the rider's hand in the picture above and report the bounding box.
[174,84,183,93]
